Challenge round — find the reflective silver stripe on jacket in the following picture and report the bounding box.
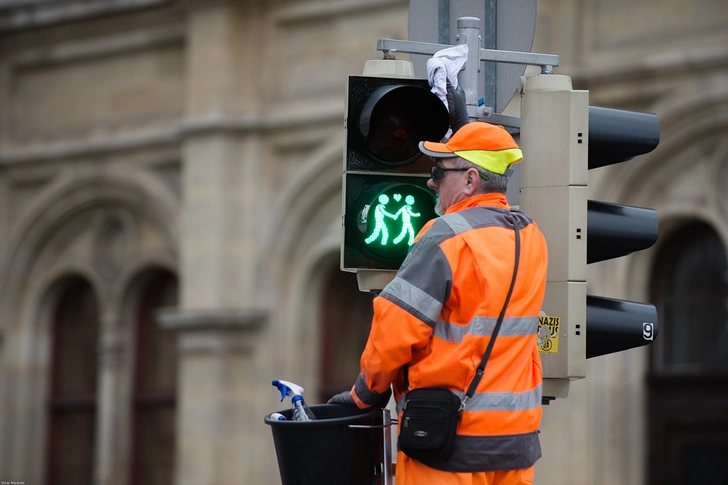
[440,211,473,235]
[454,383,542,412]
[396,383,541,414]
[433,315,539,343]
[383,281,539,340]
[381,276,443,328]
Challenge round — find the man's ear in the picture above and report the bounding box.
[463,168,480,195]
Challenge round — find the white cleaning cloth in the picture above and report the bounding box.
[426,44,469,109]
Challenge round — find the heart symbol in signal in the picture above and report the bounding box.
[393,194,402,202]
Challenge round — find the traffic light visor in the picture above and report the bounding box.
[586,295,658,358]
[360,85,449,167]
[587,201,658,263]
[588,106,660,169]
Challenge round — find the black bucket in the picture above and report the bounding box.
[264,404,383,485]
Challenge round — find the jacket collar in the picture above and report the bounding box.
[444,193,510,215]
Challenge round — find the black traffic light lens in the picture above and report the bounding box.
[360,85,449,167]
[367,106,420,165]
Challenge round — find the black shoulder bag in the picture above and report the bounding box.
[398,216,521,462]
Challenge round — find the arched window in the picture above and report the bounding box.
[318,258,375,402]
[130,271,178,485]
[651,221,728,371]
[648,221,728,485]
[46,278,99,485]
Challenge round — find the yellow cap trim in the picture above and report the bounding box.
[454,148,523,175]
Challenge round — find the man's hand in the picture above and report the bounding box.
[446,81,469,133]
[328,390,357,406]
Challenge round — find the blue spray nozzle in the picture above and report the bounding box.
[272,379,305,402]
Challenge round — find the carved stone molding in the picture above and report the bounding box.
[0,0,173,32]
[6,24,184,67]
[569,45,728,88]
[0,101,343,164]
[157,307,268,353]
[273,0,407,24]
[0,1,185,53]
[92,209,138,285]
[158,307,267,330]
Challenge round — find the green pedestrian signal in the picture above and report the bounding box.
[359,184,435,254]
[363,193,420,247]
[344,177,437,270]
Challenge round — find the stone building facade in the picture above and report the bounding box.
[0,1,726,485]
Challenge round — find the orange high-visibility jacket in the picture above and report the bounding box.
[352,193,548,472]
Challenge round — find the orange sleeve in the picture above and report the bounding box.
[351,296,433,408]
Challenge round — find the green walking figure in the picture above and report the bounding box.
[365,194,397,246]
[393,195,420,246]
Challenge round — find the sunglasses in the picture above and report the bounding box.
[430,166,469,182]
[430,166,489,182]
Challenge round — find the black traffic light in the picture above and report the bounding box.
[341,75,449,271]
[586,106,661,358]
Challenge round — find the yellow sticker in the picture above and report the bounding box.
[537,316,560,354]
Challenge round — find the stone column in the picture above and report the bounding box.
[179,1,265,307]
[94,315,132,485]
[159,310,266,485]
[171,2,270,485]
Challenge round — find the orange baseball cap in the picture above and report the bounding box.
[419,122,523,175]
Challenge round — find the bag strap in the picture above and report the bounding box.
[403,213,522,408]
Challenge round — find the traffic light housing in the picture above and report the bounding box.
[582,106,660,359]
[341,69,449,278]
[519,74,660,399]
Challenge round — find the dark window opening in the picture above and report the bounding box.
[318,258,375,403]
[648,221,728,485]
[46,278,99,485]
[651,221,728,371]
[129,271,178,485]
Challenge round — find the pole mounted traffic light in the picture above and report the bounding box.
[519,74,660,399]
[341,60,449,290]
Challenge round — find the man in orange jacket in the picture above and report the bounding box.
[330,120,548,485]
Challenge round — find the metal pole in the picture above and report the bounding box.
[456,17,481,106]
[438,0,450,45]
[483,0,496,109]
[381,409,393,485]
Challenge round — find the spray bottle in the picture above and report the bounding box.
[272,380,317,421]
